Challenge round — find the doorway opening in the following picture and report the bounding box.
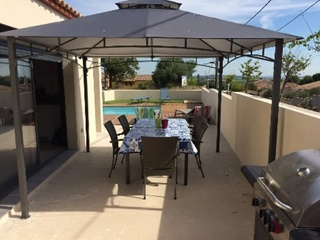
[33,60,67,164]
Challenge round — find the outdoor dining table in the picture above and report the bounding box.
[119,118,197,185]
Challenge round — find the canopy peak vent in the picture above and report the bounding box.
[116,0,181,10]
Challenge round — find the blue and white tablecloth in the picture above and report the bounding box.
[119,118,197,154]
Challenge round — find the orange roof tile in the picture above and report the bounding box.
[101,74,153,82]
[40,0,82,19]
[123,74,152,82]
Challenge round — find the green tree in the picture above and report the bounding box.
[152,58,196,88]
[101,58,139,89]
[287,75,300,83]
[224,74,236,85]
[299,75,313,85]
[224,74,236,92]
[289,29,320,52]
[0,75,11,87]
[186,77,199,86]
[281,52,310,96]
[312,73,320,82]
[239,59,262,93]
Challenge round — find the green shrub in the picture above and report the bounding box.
[310,87,320,96]
[283,91,296,99]
[312,73,320,82]
[198,79,214,87]
[300,98,312,109]
[0,76,11,87]
[297,90,310,98]
[299,75,313,85]
[138,83,147,89]
[231,81,245,92]
[187,78,199,86]
[262,88,273,98]
[248,82,258,91]
[288,75,300,83]
[208,81,216,88]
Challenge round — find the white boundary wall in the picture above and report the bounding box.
[103,89,202,102]
[202,88,320,166]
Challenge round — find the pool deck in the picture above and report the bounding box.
[103,103,201,125]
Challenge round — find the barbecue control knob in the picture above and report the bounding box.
[259,209,266,218]
[263,210,272,224]
[252,197,264,207]
[268,221,280,234]
[266,214,275,224]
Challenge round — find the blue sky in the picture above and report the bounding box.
[64,0,320,77]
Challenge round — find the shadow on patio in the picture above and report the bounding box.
[0,125,255,240]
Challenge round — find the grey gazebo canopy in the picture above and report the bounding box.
[0,0,298,59]
[0,0,301,219]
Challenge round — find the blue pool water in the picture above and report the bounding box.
[103,106,161,115]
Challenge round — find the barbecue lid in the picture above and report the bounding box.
[260,149,320,228]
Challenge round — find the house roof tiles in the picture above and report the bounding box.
[40,0,82,19]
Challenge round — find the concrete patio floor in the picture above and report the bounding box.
[0,124,255,240]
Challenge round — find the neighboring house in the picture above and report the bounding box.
[101,73,153,89]
[254,79,320,92]
[0,0,103,199]
[120,74,152,89]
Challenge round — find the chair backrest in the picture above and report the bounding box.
[193,120,209,150]
[118,114,130,135]
[141,136,178,170]
[104,121,119,151]
[192,116,206,137]
[160,87,169,99]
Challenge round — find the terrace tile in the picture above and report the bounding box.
[0,125,255,240]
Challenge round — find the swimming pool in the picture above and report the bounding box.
[103,106,161,115]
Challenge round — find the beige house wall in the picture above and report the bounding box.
[74,58,100,151]
[1,1,104,151]
[93,58,103,132]
[203,89,320,166]
[62,57,102,151]
[62,60,79,149]
[1,0,67,28]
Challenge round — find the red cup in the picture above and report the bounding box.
[161,119,168,129]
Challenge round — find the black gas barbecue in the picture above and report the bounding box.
[252,149,320,240]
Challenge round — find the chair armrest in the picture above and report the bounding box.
[109,139,123,144]
[191,139,203,144]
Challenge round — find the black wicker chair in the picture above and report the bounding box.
[190,116,206,138]
[192,120,209,178]
[118,114,132,136]
[141,136,179,200]
[104,121,124,177]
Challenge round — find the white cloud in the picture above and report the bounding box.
[259,13,278,29]
[180,0,320,28]
[65,0,320,29]
[63,0,320,76]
